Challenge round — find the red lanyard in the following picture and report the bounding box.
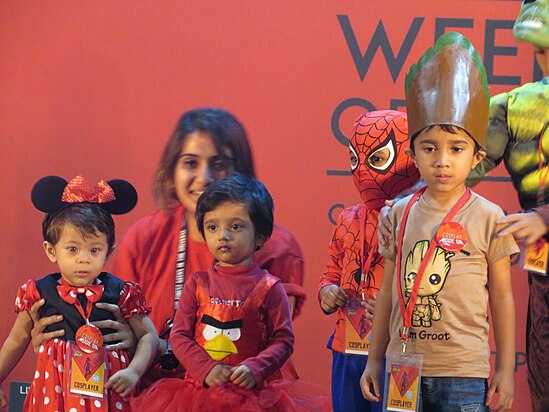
[537,122,549,205]
[359,208,378,300]
[73,298,94,324]
[395,186,471,353]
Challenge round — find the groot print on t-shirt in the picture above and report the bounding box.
[403,240,454,327]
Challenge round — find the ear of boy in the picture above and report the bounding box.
[472,150,487,169]
[43,241,58,263]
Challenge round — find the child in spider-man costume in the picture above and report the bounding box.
[319,110,419,412]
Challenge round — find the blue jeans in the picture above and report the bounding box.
[420,377,488,412]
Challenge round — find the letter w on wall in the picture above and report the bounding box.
[338,15,424,82]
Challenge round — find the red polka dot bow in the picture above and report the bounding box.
[57,283,104,304]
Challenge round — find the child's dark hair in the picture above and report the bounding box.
[196,174,274,241]
[409,124,482,153]
[43,204,116,254]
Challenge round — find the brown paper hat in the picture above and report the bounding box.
[405,32,490,149]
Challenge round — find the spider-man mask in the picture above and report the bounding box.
[349,110,420,209]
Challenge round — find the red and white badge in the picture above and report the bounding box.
[435,222,468,252]
[75,324,104,353]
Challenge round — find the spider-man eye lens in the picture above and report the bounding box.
[368,139,396,171]
[349,143,359,171]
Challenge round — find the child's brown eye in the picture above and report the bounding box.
[349,145,359,171]
[368,148,391,168]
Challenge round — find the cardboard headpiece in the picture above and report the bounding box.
[31,175,138,216]
[405,32,490,149]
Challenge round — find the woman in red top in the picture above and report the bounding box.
[113,107,306,383]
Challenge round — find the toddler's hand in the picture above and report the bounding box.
[320,285,348,313]
[106,368,139,398]
[205,364,231,387]
[230,365,256,389]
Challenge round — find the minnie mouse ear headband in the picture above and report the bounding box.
[31,175,138,215]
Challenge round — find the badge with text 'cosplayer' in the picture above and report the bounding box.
[435,222,468,252]
[66,342,107,399]
[523,238,549,276]
[343,298,372,355]
[75,324,104,353]
[383,352,422,412]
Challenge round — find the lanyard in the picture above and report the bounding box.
[174,214,188,310]
[537,122,549,206]
[359,207,378,301]
[396,186,471,353]
[73,298,94,324]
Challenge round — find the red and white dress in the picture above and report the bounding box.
[15,272,151,412]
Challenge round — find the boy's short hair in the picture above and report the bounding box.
[196,174,274,241]
[43,204,116,253]
[410,124,482,153]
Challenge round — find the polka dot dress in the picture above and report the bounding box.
[15,278,151,412]
[25,339,130,411]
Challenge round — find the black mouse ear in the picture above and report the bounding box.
[104,179,138,215]
[31,176,68,213]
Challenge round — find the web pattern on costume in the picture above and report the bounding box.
[333,208,383,297]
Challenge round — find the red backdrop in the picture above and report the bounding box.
[0,1,536,410]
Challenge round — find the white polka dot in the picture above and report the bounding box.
[120,355,126,364]
[53,360,58,368]
[47,347,52,356]
[53,338,59,343]
[32,397,35,404]
[70,408,78,412]
[58,364,64,373]
[15,297,20,306]
[94,400,102,408]
[116,401,123,410]
[44,396,50,405]
[39,345,44,353]
[42,387,46,394]
[80,398,85,406]
[34,371,40,379]
[45,371,49,379]
[22,284,27,291]
[55,385,62,394]
[112,351,119,359]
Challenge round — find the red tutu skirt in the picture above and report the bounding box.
[131,377,330,412]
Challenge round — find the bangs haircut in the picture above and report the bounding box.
[196,174,274,241]
[410,124,481,152]
[43,204,116,254]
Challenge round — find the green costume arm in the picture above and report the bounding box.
[467,92,510,187]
